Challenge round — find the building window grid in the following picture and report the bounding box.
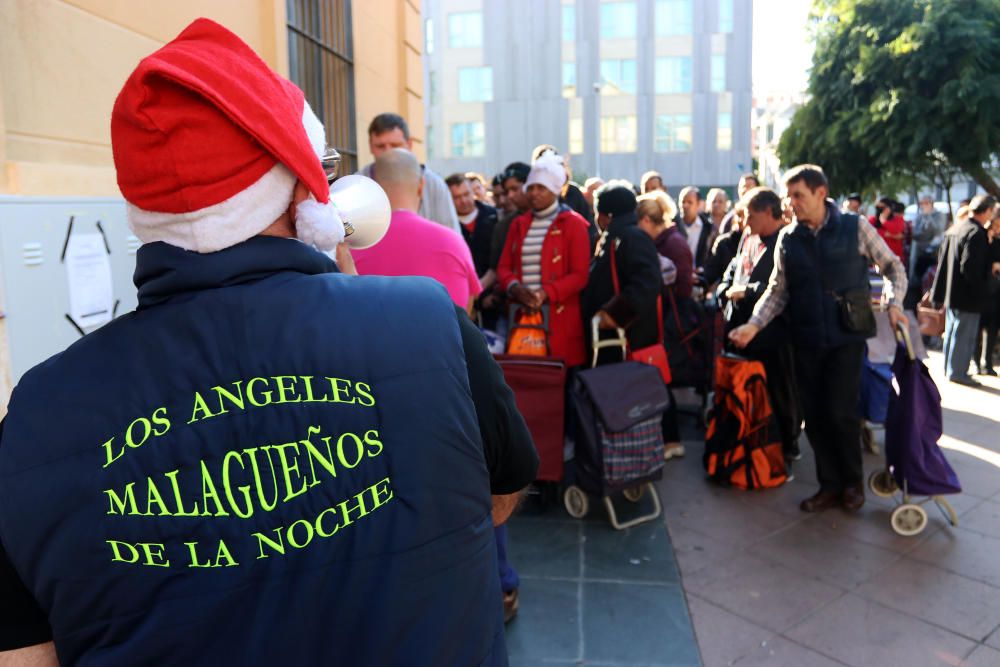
[600,58,637,95]
[719,0,734,33]
[562,62,577,98]
[717,112,733,150]
[569,116,584,154]
[655,114,692,152]
[600,115,637,153]
[655,56,692,94]
[458,67,493,102]
[448,11,483,48]
[562,4,575,42]
[451,121,485,157]
[286,0,357,173]
[425,18,434,54]
[711,54,726,92]
[600,1,637,39]
[655,0,693,36]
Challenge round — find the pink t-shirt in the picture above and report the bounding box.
[352,209,481,308]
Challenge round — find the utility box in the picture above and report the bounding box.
[0,197,139,414]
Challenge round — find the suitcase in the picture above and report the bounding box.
[493,354,567,482]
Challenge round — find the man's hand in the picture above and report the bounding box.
[888,306,910,331]
[728,323,760,348]
[492,492,522,526]
[596,310,618,329]
[992,262,1000,277]
[510,284,539,309]
[334,243,357,276]
[725,286,746,302]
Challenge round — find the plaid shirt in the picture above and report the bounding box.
[749,205,908,329]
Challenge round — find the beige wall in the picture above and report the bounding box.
[352,0,424,166]
[0,0,420,195]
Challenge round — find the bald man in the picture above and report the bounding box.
[351,148,481,313]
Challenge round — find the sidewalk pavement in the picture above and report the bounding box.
[504,350,1000,666]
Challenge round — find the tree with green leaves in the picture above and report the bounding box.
[778,0,1000,199]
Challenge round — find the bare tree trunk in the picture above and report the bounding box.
[963,162,1000,200]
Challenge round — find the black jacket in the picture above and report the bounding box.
[718,230,789,354]
[701,228,742,286]
[461,200,498,278]
[581,212,663,352]
[932,219,991,313]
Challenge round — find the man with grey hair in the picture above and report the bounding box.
[358,113,460,232]
[911,194,946,282]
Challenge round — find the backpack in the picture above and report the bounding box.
[704,355,787,490]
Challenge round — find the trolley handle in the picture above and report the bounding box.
[895,320,916,362]
[590,314,628,368]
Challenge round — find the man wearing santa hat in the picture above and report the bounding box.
[0,18,536,666]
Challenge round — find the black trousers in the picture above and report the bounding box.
[759,345,802,457]
[794,342,866,492]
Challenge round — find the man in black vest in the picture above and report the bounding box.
[729,165,908,513]
[0,19,537,666]
[718,187,801,465]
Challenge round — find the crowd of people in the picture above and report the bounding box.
[2,18,999,665]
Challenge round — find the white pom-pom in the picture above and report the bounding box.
[295,196,345,251]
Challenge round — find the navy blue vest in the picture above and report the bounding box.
[0,237,504,666]
[782,207,870,348]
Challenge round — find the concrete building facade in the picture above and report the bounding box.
[422,0,752,189]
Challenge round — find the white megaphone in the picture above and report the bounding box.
[329,174,391,250]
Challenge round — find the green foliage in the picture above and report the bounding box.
[778,0,1000,198]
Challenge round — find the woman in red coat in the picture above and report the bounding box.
[497,155,591,367]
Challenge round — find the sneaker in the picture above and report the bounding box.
[664,442,686,460]
[503,589,519,624]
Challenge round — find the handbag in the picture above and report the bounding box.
[835,286,878,338]
[609,241,672,383]
[916,292,946,337]
[506,305,549,356]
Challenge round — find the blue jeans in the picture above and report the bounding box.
[495,525,519,593]
[943,309,981,380]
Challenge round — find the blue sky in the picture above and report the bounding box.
[752,0,815,96]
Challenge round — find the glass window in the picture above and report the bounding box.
[654,57,692,93]
[600,59,637,95]
[562,5,575,42]
[458,67,493,102]
[287,0,357,173]
[448,12,483,48]
[562,62,577,98]
[427,125,435,159]
[569,116,584,154]
[428,71,437,106]
[654,114,692,152]
[719,0,734,33]
[711,55,726,92]
[655,0,692,35]
[717,112,732,150]
[600,115,637,153]
[425,18,434,54]
[451,122,485,156]
[600,1,637,39]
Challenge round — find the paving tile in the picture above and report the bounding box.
[747,520,900,589]
[986,625,1000,651]
[955,498,1000,540]
[730,636,847,667]
[946,460,1000,500]
[855,558,1000,641]
[507,517,581,580]
[684,553,844,634]
[664,495,790,550]
[686,594,774,667]
[785,593,976,667]
[582,519,680,584]
[666,525,740,578]
[504,578,580,662]
[808,502,942,554]
[961,645,1000,667]
[581,581,701,666]
[908,528,1000,588]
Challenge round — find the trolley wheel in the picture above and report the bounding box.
[868,470,898,498]
[563,485,589,519]
[891,503,928,537]
[623,486,645,503]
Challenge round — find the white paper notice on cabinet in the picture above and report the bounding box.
[65,232,113,329]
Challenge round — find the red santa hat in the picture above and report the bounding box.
[111,18,343,253]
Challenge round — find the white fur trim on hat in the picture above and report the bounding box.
[295,196,345,251]
[525,153,566,196]
[126,162,296,253]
